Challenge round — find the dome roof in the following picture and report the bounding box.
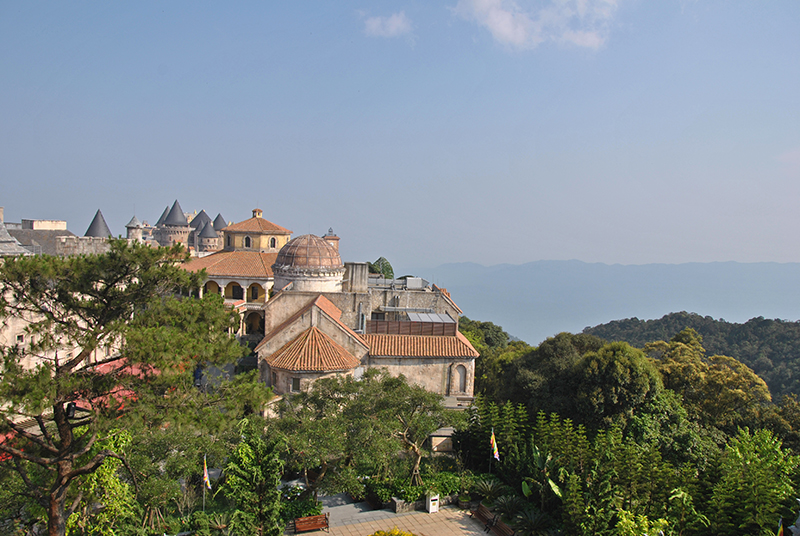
[274,234,342,271]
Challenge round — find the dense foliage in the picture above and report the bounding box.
[584,311,800,399]
[6,243,800,536]
[456,316,800,535]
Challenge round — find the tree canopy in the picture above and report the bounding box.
[0,240,266,536]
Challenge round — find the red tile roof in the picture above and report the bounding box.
[255,294,365,351]
[363,332,479,358]
[222,216,291,235]
[183,251,278,279]
[267,326,361,372]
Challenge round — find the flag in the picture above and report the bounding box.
[203,455,212,490]
[490,428,500,461]
[777,518,784,536]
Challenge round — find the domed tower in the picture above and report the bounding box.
[272,234,345,292]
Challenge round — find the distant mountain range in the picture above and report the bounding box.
[411,261,800,346]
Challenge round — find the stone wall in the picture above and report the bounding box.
[368,356,475,397]
[56,236,111,256]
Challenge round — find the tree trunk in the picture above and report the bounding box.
[47,485,68,536]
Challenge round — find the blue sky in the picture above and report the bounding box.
[2,1,799,271]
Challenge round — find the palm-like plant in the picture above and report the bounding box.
[493,494,527,521]
[473,477,510,506]
[521,443,563,511]
[512,506,559,536]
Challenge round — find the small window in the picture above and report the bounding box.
[271,372,277,386]
[270,237,276,248]
[226,235,232,247]
[16,334,24,343]
[251,286,259,300]
[291,377,301,392]
[244,236,251,248]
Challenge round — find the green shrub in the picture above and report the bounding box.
[428,471,460,496]
[363,478,393,504]
[279,485,322,524]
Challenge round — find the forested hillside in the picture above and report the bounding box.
[458,316,800,535]
[583,312,800,399]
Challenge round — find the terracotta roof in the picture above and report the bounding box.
[363,332,479,358]
[223,216,291,234]
[255,294,365,351]
[267,326,361,372]
[183,250,278,278]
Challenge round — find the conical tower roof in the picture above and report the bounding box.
[198,221,218,238]
[163,200,189,226]
[213,213,228,231]
[125,215,142,229]
[190,210,212,229]
[85,210,112,237]
[155,206,169,226]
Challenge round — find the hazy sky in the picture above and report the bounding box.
[2,1,799,271]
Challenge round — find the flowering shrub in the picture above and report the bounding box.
[367,528,418,536]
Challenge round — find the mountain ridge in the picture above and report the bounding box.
[409,260,800,346]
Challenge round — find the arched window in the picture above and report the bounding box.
[270,237,276,248]
[244,236,251,248]
[456,365,467,393]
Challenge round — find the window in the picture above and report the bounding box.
[231,285,244,300]
[250,286,259,300]
[456,365,467,393]
[16,334,24,343]
[244,236,251,248]
[291,377,301,392]
[226,235,232,247]
[271,372,277,386]
[270,237,276,248]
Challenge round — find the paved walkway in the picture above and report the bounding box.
[284,493,487,536]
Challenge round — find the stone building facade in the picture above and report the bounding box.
[184,207,478,401]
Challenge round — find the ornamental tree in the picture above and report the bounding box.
[0,240,250,536]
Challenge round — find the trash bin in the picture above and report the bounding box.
[426,493,439,513]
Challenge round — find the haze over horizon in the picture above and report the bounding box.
[2,2,799,270]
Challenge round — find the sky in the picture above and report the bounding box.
[2,1,799,272]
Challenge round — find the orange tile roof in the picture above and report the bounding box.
[183,251,278,279]
[222,216,291,234]
[255,294,365,351]
[267,326,361,372]
[363,332,479,358]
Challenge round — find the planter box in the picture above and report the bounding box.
[391,494,458,513]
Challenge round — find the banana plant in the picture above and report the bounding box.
[521,443,562,511]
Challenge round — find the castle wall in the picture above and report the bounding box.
[56,236,111,256]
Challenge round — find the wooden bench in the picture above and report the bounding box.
[294,513,329,533]
[470,504,495,532]
[489,518,515,536]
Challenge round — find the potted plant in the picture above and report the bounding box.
[458,493,472,509]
